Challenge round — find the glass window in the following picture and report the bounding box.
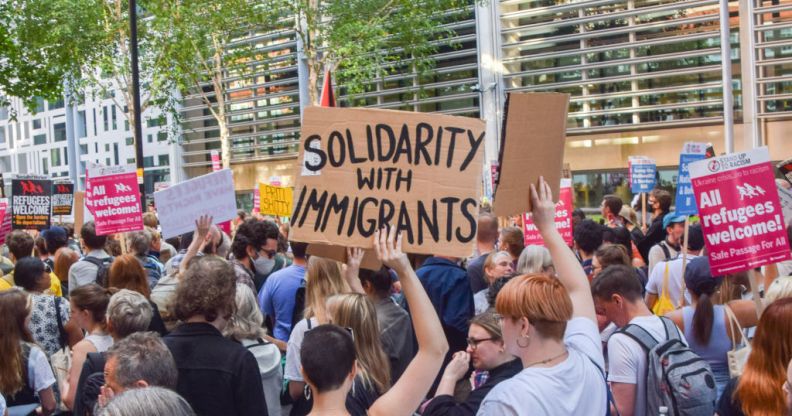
[77,111,87,138]
[126,137,134,145]
[111,106,117,130]
[158,154,169,166]
[33,134,47,145]
[114,143,119,165]
[147,134,153,143]
[103,107,109,131]
[143,156,154,168]
[32,119,42,129]
[42,158,49,175]
[49,99,64,110]
[0,126,5,144]
[51,149,61,167]
[147,117,164,128]
[80,144,88,155]
[53,123,66,142]
[157,132,167,142]
[127,158,135,164]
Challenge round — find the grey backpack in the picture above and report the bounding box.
[618,317,716,416]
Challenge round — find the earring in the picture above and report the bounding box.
[517,334,530,348]
[304,384,311,401]
[351,379,357,397]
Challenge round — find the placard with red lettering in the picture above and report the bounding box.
[11,178,52,230]
[88,164,144,236]
[522,179,574,246]
[690,147,791,275]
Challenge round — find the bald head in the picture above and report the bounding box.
[477,213,499,244]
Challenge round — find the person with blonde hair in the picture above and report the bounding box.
[473,251,513,314]
[284,256,352,411]
[424,312,521,416]
[325,293,392,413]
[299,225,448,416]
[224,284,283,416]
[478,178,607,415]
[516,245,553,276]
[766,276,792,304]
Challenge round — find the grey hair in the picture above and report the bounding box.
[223,284,266,341]
[516,245,553,275]
[126,229,152,256]
[107,289,153,338]
[95,386,194,416]
[106,332,177,390]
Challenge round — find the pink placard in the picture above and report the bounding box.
[88,165,144,236]
[253,188,260,214]
[523,179,574,246]
[0,199,11,245]
[211,150,221,172]
[690,147,791,275]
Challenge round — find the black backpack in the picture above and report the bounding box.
[81,256,114,287]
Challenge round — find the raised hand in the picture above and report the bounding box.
[443,351,471,382]
[529,176,557,235]
[373,225,410,274]
[195,214,213,240]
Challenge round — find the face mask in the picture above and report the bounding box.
[253,255,276,275]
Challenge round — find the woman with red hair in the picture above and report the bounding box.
[478,178,607,415]
[717,297,792,416]
[107,254,167,335]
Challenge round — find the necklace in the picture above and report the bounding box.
[524,350,569,368]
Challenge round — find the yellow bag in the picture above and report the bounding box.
[652,262,675,316]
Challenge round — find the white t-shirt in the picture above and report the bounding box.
[28,345,56,393]
[645,256,697,308]
[0,392,6,416]
[607,315,687,416]
[284,317,318,381]
[477,317,607,416]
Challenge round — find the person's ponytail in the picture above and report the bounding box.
[692,292,714,345]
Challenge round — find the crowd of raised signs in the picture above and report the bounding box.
[2,177,792,416]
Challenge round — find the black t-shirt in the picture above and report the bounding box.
[716,378,745,416]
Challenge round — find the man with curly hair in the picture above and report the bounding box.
[163,256,267,416]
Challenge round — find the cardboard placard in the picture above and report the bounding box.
[675,143,708,215]
[11,178,52,230]
[522,179,574,246]
[52,182,75,216]
[629,156,657,193]
[84,161,104,215]
[493,93,569,216]
[690,147,791,275]
[306,243,382,271]
[290,106,485,258]
[0,199,10,245]
[88,164,144,236]
[776,183,792,227]
[73,191,85,237]
[259,184,293,217]
[153,169,238,239]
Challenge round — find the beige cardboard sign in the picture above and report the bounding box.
[290,106,486,258]
[493,93,570,217]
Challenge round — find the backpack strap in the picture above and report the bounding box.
[81,256,105,267]
[660,242,672,261]
[618,323,660,352]
[245,338,272,350]
[306,318,313,330]
[585,356,620,416]
[54,296,67,349]
[659,316,681,342]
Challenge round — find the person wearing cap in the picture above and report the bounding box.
[645,223,705,311]
[665,256,759,399]
[619,205,644,242]
[601,194,624,228]
[646,212,686,274]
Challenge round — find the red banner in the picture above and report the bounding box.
[88,165,144,236]
[522,179,574,246]
[690,147,791,275]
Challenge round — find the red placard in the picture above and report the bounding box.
[88,165,144,236]
[0,199,11,245]
[252,188,260,214]
[522,179,574,246]
[211,150,221,172]
[690,147,791,275]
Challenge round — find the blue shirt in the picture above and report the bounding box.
[258,264,306,341]
[415,257,474,335]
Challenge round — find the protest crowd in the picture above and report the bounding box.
[1,105,792,416]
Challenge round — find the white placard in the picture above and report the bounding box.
[153,169,238,239]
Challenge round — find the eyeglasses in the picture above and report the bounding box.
[466,337,496,350]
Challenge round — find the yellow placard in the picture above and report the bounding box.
[259,184,293,217]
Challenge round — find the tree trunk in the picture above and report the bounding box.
[219,119,230,170]
[308,63,320,106]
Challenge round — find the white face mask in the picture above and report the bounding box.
[253,255,276,275]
